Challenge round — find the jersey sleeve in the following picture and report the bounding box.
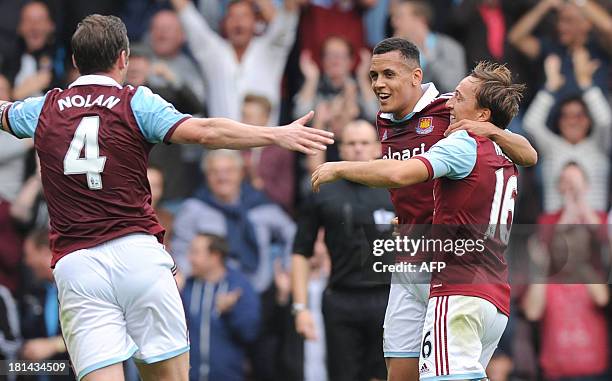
[130,86,191,144]
[414,130,477,180]
[7,95,46,139]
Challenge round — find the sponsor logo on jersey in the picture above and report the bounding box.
[382,143,427,160]
[416,117,434,135]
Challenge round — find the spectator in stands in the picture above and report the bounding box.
[449,0,535,101]
[20,228,72,380]
[147,9,206,107]
[172,149,296,292]
[523,52,611,212]
[298,0,374,71]
[0,75,29,293]
[241,94,296,213]
[5,1,63,100]
[173,150,298,379]
[0,283,20,381]
[182,233,260,381]
[0,74,31,205]
[126,45,204,201]
[294,36,376,122]
[509,0,612,98]
[10,156,48,233]
[524,163,609,381]
[147,166,174,248]
[391,0,466,93]
[170,0,299,124]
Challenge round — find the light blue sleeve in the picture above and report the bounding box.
[8,95,46,138]
[130,86,191,144]
[417,130,477,180]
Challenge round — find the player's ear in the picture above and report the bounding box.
[71,54,77,70]
[412,67,423,86]
[118,50,129,70]
[478,108,491,122]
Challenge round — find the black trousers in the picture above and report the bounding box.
[322,287,389,381]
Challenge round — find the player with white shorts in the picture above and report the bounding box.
[0,13,333,381]
[53,234,188,380]
[383,272,430,359]
[418,296,508,380]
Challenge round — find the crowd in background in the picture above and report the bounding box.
[0,0,612,380]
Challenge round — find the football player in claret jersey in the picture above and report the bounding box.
[0,15,333,381]
[342,37,536,381]
[313,61,527,381]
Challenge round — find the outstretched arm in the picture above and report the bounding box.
[445,120,538,167]
[313,129,478,191]
[0,101,11,134]
[311,158,430,192]
[170,111,334,155]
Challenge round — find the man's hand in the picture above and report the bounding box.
[21,338,60,361]
[444,119,498,138]
[299,51,320,82]
[295,309,317,340]
[274,259,291,305]
[216,289,242,314]
[544,54,565,92]
[275,111,334,155]
[573,47,600,89]
[356,49,372,81]
[312,162,344,192]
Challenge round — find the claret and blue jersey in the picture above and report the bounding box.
[5,74,192,266]
[413,129,518,316]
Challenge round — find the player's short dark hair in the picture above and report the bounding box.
[244,94,272,117]
[71,14,129,75]
[470,61,525,129]
[197,233,229,261]
[398,0,434,26]
[372,37,420,67]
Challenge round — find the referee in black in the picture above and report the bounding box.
[291,120,394,381]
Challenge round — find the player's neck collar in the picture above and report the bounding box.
[69,75,123,89]
[380,83,439,122]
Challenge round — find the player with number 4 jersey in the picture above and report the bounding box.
[312,60,529,381]
[0,15,333,381]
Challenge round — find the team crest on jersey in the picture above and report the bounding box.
[416,117,434,135]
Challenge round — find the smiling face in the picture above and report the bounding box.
[19,2,54,52]
[224,1,256,50]
[446,76,488,124]
[369,50,422,119]
[558,100,590,144]
[150,10,184,58]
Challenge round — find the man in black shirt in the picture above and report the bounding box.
[292,120,394,381]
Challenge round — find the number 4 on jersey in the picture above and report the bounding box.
[63,116,106,190]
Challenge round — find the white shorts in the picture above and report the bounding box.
[418,295,508,381]
[53,233,189,381]
[383,272,430,358]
